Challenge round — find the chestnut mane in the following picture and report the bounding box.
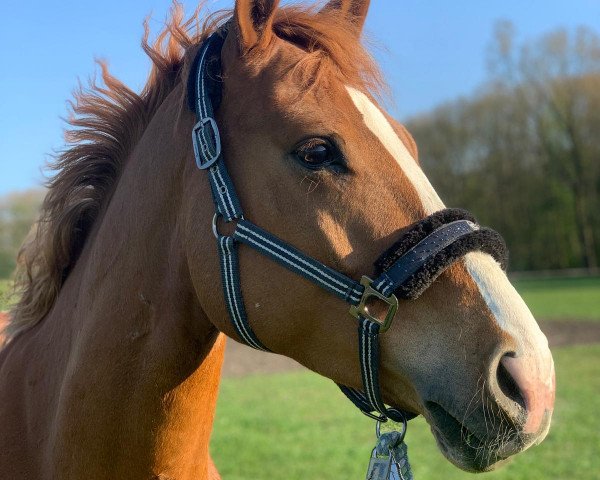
[6,2,382,340]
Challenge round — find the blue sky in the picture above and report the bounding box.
[1,0,599,194]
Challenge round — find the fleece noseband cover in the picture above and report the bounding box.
[375,208,508,300]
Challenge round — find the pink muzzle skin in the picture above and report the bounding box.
[500,355,556,434]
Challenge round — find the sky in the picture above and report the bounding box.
[1,0,599,194]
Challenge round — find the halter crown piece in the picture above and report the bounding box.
[189,28,508,426]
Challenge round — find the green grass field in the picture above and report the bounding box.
[513,276,600,321]
[0,279,14,311]
[211,344,600,479]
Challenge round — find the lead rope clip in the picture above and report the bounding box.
[365,421,414,480]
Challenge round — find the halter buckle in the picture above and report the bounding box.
[192,116,222,169]
[349,276,399,332]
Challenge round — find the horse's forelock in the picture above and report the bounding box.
[270,6,384,96]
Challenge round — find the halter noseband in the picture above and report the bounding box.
[189,29,507,424]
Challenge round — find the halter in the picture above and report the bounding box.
[189,29,507,423]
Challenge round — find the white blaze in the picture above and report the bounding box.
[345,87,444,214]
[345,86,551,358]
[464,252,550,356]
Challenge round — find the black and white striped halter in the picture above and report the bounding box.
[189,29,507,425]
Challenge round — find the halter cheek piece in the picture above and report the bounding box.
[189,29,508,423]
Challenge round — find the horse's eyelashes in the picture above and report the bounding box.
[292,138,346,172]
[297,144,331,167]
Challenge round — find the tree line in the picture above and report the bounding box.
[407,23,600,271]
[0,190,43,278]
[1,24,599,275]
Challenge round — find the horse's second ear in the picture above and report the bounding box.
[321,0,370,34]
[234,0,280,52]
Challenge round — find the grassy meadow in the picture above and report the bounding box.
[211,345,600,479]
[513,276,600,321]
[0,279,13,311]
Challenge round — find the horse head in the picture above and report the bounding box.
[182,0,555,471]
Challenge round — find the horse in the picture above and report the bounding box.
[0,1,555,478]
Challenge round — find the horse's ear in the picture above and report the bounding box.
[234,0,280,52]
[321,0,370,34]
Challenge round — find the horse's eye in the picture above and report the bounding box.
[293,139,338,170]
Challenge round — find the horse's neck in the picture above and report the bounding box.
[38,85,224,479]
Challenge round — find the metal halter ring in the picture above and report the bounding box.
[376,411,408,443]
[212,213,220,238]
[212,213,245,239]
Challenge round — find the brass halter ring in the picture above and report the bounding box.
[349,276,399,332]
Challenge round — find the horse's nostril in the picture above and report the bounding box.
[498,353,556,434]
[496,353,526,411]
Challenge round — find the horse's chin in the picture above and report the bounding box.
[430,424,512,472]
[424,401,551,472]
